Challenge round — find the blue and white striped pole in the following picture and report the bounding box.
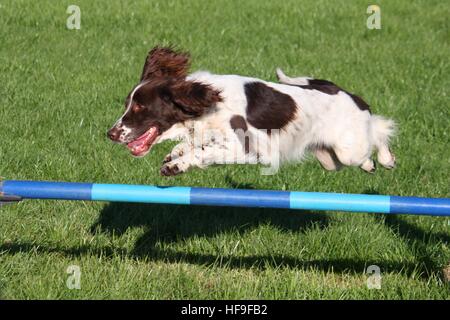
[0,180,449,216]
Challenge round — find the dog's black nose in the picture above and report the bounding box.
[107,127,123,141]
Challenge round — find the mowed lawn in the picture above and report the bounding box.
[0,0,449,299]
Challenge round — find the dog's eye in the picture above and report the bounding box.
[132,104,144,113]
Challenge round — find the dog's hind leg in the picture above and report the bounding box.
[313,147,342,171]
[333,143,375,173]
[332,125,375,173]
[360,158,376,173]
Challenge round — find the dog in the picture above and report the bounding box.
[107,46,396,176]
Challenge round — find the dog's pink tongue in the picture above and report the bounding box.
[127,127,158,156]
[127,133,150,148]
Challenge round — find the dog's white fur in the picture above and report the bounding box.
[155,69,396,174]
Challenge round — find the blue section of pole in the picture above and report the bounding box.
[190,187,290,208]
[390,196,450,216]
[0,180,92,201]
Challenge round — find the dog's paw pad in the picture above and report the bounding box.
[368,161,377,173]
[361,159,376,173]
[160,164,181,176]
[381,154,396,169]
[163,154,172,164]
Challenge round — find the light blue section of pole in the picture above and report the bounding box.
[91,184,191,205]
[289,192,391,213]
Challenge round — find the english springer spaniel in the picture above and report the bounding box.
[107,46,396,176]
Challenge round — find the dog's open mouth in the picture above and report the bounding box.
[127,126,159,157]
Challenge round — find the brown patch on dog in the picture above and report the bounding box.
[230,115,248,132]
[302,79,341,95]
[140,46,190,81]
[170,80,223,117]
[287,79,371,113]
[230,115,251,153]
[244,82,297,130]
[346,92,371,112]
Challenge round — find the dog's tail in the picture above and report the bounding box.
[370,115,397,168]
[276,68,311,86]
[370,115,396,149]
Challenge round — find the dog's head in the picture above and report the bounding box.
[107,47,222,157]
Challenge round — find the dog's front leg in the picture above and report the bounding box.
[160,145,205,176]
[162,142,190,164]
[160,155,192,176]
[160,144,217,176]
[160,141,256,176]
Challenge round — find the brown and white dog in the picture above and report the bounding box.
[107,46,396,176]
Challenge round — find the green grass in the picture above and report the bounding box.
[0,0,449,299]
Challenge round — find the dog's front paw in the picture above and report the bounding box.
[162,154,172,164]
[163,149,185,164]
[160,163,183,176]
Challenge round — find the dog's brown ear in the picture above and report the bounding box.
[140,46,190,81]
[169,80,223,117]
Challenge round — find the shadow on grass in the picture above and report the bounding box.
[366,188,449,279]
[91,202,328,253]
[363,188,449,279]
[1,202,447,278]
[0,240,425,276]
[90,177,329,256]
[377,214,449,279]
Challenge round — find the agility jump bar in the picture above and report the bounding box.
[0,180,449,216]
